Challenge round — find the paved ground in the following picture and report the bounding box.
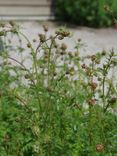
[19,21,117,56]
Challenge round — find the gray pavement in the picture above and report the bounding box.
[19,21,117,56]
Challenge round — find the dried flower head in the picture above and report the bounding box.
[74,51,79,57]
[27,43,31,48]
[69,67,75,76]
[24,74,30,79]
[91,55,96,62]
[4,134,11,142]
[60,51,66,55]
[88,98,96,106]
[38,34,46,43]
[81,63,87,69]
[33,39,37,42]
[68,52,73,58]
[89,81,98,91]
[55,27,70,37]
[78,38,81,42]
[61,43,67,51]
[85,67,93,77]
[96,144,104,152]
[43,24,48,32]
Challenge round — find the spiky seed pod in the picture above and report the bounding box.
[53,41,59,48]
[68,52,73,57]
[4,134,11,141]
[95,59,100,64]
[89,81,97,91]
[91,55,96,61]
[66,71,70,75]
[43,24,48,32]
[27,43,31,48]
[62,31,70,37]
[69,67,75,76]
[61,43,67,51]
[81,64,87,69]
[86,68,93,77]
[78,38,81,42]
[53,72,57,77]
[38,34,46,43]
[55,29,70,37]
[24,74,30,79]
[88,98,96,106]
[60,51,66,55]
[96,144,104,152]
[33,39,36,42]
[44,54,49,60]
[75,51,79,57]
[47,87,53,92]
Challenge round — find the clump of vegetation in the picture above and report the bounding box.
[55,0,117,27]
[0,21,117,156]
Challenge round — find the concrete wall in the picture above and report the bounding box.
[0,0,54,20]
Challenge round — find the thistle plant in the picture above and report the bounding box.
[0,21,117,156]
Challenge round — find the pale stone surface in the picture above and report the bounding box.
[19,21,117,56]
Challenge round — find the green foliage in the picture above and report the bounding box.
[0,22,117,155]
[55,0,117,27]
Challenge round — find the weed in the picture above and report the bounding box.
[0,22,117,156]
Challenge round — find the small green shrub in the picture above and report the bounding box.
[55,0,117,27]
[0,22,117,155]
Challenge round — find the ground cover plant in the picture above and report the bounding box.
[0,22,117,156]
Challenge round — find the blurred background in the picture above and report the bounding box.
[0,0,117,27]
[0,0,54,20]
[0,0,117,55]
